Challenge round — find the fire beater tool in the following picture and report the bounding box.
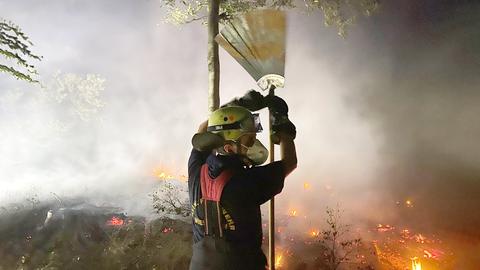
[215,9,286,270]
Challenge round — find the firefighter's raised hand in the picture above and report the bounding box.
[222,90,266,111]
[275,119,297,177]
[222,91,290,116]
[271,112,296,144]
[265,95,288,116]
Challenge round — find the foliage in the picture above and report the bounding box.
[150,181,190,218]
[161,0,379,36]
[42,72,106,122]
[0,71,106,140]
[0,19,41,83]
[303,0,379,37]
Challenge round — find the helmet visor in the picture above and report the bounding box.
[207,113,263,134]
[252,113,263,133]
[241,113,263,133]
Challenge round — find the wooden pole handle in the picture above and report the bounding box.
[268,87,276,270]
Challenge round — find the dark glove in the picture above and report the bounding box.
[222,90,266,111]
[271,112,296,143]
[265,95,288,116]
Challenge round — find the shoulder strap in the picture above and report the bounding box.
[200,164,233,201]
[200,164,233,238]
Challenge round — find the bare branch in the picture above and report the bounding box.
[319,205,371,269]
[151,182,190,217]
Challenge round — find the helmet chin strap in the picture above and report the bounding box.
[238,142,250,152]
[217,142,253,166]
[217,141,244,154]
[217,142,268,168]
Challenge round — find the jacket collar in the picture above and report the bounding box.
[206,153,245,178]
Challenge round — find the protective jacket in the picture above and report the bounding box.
[188,149,285,270]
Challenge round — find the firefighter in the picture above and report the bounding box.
[188,90,297,270]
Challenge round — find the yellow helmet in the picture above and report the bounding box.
[192,106,267,165]
[192,106,262,150]
[207,106,262,142]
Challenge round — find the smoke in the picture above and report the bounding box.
[266,3,480,261]
[352,1,480,237]
[0,0,208,216]
[2,0,479,257]
[263,2,480,266]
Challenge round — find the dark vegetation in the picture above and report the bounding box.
[0,199,192,270]
[0,193,371,270]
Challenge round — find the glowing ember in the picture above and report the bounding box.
[414,234,426,244]
[275,254,283,268]
[162,227,174,233]
[423,248,444,260]
[288,209,298,217]
[309,229,320,237]
[303,182,311,190]
[411,257,421,270]
[405,200,414,207]
[157,171,174,180]
[152,166,176,180]
[106,216,124,226]
[377,224,394,232]
[152,167,188,181]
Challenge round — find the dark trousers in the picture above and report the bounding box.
[189,237,267,270]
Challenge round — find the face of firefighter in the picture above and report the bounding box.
[223,133,257,156]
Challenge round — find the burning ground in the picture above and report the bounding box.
[260,205,460,270]
[0,199,192,270]
[0,194,467,270]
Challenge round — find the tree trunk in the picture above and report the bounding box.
[207,0,220,113]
